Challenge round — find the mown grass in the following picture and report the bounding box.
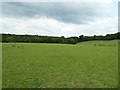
[2,40,118,88]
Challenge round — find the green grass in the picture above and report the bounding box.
[0,43,2,89]
[77,40,118,46]
[2,40,118,88]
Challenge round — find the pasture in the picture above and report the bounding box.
[2,40,118,88]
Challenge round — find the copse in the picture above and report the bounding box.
[1,32,120,44]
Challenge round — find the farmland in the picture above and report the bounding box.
[2,40,118,88]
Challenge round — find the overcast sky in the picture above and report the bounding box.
[1,0,119,37]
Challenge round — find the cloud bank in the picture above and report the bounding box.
[2,2,113,24]
[1,1,118,37]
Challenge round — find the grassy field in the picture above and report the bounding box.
[2,40,118,88]
[0,43,2,89]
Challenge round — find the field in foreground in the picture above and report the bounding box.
[2,40,118,88]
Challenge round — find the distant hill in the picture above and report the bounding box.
[0,32,120,44]
[77,40,119,46]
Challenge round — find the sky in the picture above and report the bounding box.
[0,0,119,37]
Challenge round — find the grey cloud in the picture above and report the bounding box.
[2,2,103,24]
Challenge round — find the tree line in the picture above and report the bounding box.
[0,32,120,44]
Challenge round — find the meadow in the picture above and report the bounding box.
[2,40,118,88]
